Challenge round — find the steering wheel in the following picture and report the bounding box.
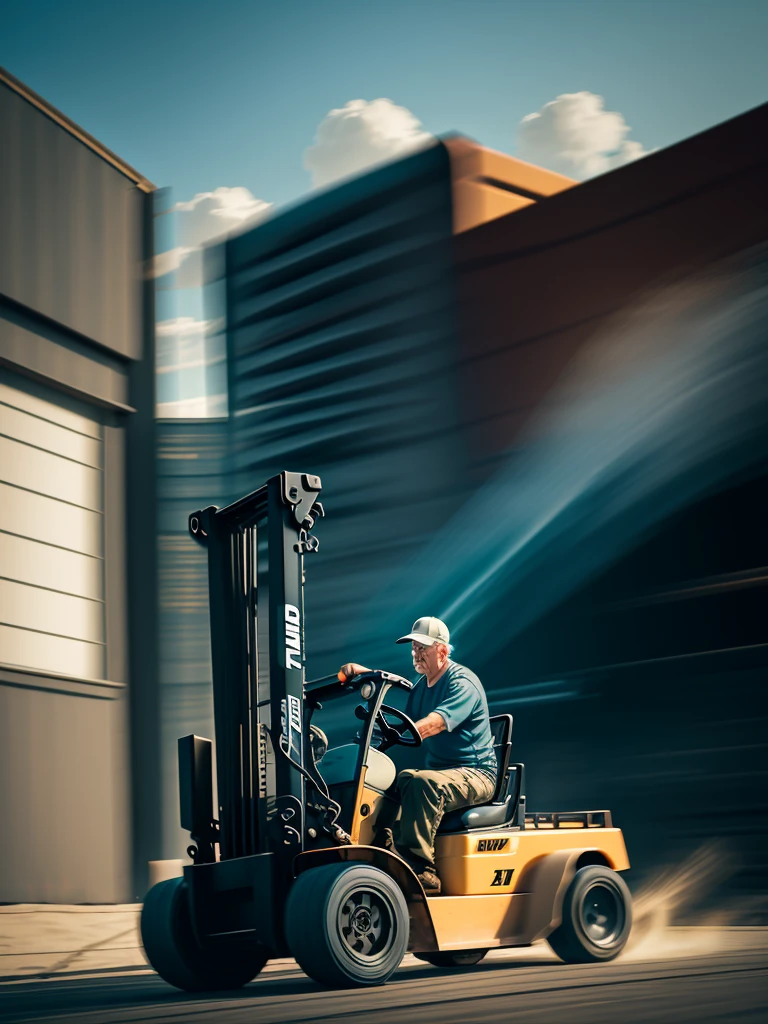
[375,704,422,750]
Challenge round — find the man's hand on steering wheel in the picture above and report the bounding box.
[337,664,422,749]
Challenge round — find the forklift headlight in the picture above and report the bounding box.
[360,681,375,700]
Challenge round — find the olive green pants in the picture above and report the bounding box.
[392,767,496,870]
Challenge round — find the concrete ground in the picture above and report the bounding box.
[0,904,145,981]
[2,903,766,986]
[1,925,766,1024]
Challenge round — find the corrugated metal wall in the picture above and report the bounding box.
[0,74,154,902]
[0,379,106,679]
[0,81,144,360]
[223,143,469,674]
[156,420,229,859]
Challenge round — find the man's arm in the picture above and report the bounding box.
[430,673,478,733]
[415,712,447,739]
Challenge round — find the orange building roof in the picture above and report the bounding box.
[443,135,576,234]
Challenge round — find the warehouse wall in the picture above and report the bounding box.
[156,419,229,860]
[434,103,768,660]
[452,103,768,469]
[439,104,768,909]
[223,142,468,674]
[0,81,144,361]
[0,74,155,902]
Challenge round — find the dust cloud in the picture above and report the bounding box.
[624,841,740,960]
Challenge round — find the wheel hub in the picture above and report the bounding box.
[581,882,623,944]
[339,888,392,958]
[352,906,372,933]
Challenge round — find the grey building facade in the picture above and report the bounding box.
[0,68,157,902]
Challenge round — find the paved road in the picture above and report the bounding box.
[2,945,766,1024]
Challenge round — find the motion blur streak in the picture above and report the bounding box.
[626,841,734,959]
[372,250,768,660]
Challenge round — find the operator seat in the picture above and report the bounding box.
[437,714,523,833]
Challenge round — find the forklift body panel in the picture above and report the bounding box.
[436,825,630,896]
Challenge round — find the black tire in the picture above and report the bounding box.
[416,949,488,967]
[547,865,632,964]
[141,877,269,991]
[285,863,409,988]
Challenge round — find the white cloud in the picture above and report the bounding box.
[156,394,228,418]
[517,91,651,180]
[148,246,194,280]
[304,98,434,189]
[155,316,214,338]
[156,317,224,374]
[172,187,272,248]
[155,316,228,419]
[151,186,271,286]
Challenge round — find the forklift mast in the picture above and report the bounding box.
[186,471,324,863]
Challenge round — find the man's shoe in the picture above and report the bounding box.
[371,827,396,853]
[416,867,441,894]
[372,833,441,892]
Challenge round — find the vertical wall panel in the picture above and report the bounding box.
[156,420,227,858]
[0,83,144,359]
[0,379,106,679]
[0,684,130,903]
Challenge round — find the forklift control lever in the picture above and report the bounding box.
[335,669,414,691]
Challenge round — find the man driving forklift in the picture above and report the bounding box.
[340,616,497,893]
[142,475,633,992]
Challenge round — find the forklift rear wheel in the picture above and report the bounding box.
[141,877,269,991]
[547,865,632,963]
[286,862,409,987]
[416,949,487,967]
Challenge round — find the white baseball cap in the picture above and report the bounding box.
[396,616,450,647]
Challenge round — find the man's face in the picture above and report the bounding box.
[412,640,444,676]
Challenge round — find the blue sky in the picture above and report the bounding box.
[4,0,767,207]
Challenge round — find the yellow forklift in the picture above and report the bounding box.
[141,472,632,990]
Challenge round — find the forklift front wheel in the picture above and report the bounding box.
[415,949,487,967]
[286,862,409,988]
[141,877,269,991]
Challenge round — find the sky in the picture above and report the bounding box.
[3,0,767,413]
[4,0,767,206]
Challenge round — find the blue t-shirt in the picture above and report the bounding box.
[405,661,497,779]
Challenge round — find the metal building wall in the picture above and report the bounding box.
[0,71,156,903]
[0,379,107,678]
[156,419,229,860]
[222,143,468,675]
[428,103,768,908]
